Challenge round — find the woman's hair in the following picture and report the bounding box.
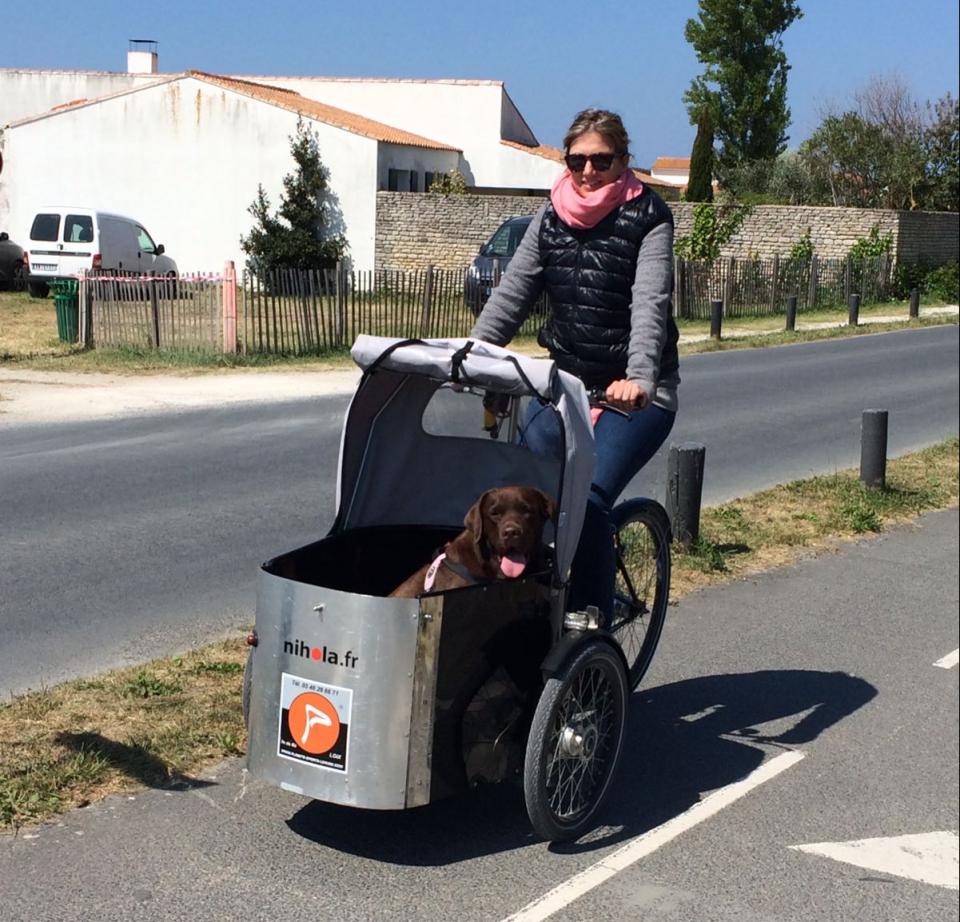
[563,109,631,159]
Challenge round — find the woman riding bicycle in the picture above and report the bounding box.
[470,108,680,624]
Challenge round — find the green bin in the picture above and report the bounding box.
[51,279,79,343]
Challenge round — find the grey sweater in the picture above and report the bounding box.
[469,204,679,412]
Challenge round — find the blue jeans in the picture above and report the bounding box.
[521,399,676,618]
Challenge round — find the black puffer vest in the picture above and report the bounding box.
[537,189,680,389]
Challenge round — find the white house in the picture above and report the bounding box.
[650,157,690,187]
[0,58,568,272]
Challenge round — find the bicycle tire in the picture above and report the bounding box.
[609,498,671,690]
[523,639,628,841]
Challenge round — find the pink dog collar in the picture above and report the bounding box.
[423,553,446,592]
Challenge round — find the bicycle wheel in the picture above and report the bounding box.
[609,498,671,690]
[523,639,628,841]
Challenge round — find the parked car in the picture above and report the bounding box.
[24,207,178,298]
[0,231,25,290]
[465,215,533,315]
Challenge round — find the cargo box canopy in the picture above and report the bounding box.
[339,336,596,579]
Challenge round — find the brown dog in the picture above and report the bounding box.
[389,486,556,598]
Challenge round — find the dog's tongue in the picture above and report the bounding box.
[500,551,528,578]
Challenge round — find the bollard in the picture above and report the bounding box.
[667,443,706,547]
[909,288,920,319]
[710,299,723,340]
[848,292,861,326]
[786,294,798,332]
[860,409,888,490]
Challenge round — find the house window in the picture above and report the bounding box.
[388,169,412,192]
[410,172,419,193]
[425,171,434,190]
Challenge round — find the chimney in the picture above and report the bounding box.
[127,39,158,74]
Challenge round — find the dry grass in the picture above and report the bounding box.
[671,438,959,597]
[0,640,247,830]
[3,287,955,373]
[0,289,71,357]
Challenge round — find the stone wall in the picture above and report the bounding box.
[670,202,903,261]
[375,191,959,269]
[375,191,546,270]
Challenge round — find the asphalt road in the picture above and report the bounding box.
[1,325,958,695]
[1,507,956,922]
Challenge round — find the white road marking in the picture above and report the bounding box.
[933,648,959,670]
[790,831,959,891]
[503,749,805,922]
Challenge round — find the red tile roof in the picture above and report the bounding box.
[191,72,460,151]
[652,157,690,172]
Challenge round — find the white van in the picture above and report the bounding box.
[24,207,178,297]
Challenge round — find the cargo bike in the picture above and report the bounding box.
[243,336,671,841]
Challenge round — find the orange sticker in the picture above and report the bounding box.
[286,691,341,755]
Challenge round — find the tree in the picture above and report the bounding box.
[685,108,715,202]
[240,118,346,273]
[795,77,958,212]
[428,169,468,194]
[684,0,803,176]
[921,93,959,211]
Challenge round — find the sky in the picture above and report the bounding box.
[2,0,958,168]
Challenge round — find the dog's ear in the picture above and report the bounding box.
[535,489,557,523]
[464,490,491,544]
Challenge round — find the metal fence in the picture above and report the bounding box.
[82,255,896,355]
[674,254,893,320]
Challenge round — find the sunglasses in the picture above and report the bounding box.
[564,152,619,172]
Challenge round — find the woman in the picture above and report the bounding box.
[470,108,679,621]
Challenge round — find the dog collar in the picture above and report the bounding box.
[423,554,446,592]
[423,553,481,592]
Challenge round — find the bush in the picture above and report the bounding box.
[893,260,959,302]
[925,262,960,302]
[847,225,893,261]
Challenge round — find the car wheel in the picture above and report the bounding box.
[10,261,25,292]
[28,281,50,299]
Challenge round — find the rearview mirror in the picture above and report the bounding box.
[155,243,165,255]
[0,232,8,241]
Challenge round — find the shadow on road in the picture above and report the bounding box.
[285,668,876,865]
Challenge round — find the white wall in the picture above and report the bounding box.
[241,78,537,190]
[2,77,383,272]
[0,69,163,127]
[492,145,564,190]
[376,145,460,192]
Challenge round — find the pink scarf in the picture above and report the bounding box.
[550,169,644,229]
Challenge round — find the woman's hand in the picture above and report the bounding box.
[605,378,649,411]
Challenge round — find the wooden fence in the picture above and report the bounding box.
[83,255,896,355]
[86,274,222,351]
[239,266,545,354]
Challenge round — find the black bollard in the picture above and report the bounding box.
[848,292,861,326]
[860,409,888,490]
[710,299,723,340]
[786,294,798,331]
[909,289,920,319]
[667,443,706,547]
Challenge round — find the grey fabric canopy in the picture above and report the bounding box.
[339,336,596,579]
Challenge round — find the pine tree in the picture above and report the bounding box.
[241,118,346,273]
